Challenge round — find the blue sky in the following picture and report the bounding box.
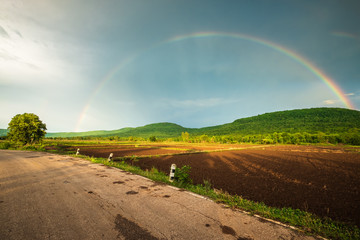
[1,0,359,132]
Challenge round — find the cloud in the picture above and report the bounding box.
[323,99,336,105]
[169,98,238,108]
[0,5,96,87]
[0,25,9,38]
[0,50,18,61]
[13,29,22,38]
[345,93,355,96]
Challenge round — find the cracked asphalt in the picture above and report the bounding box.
[0,150,317,239]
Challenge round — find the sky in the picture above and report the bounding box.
[1,0,360,132]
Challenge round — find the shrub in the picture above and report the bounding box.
[21,145,37,150]
[0,142,11,149]
[149,136,157,142]
[175,165,192,184]
[262,138,274,144]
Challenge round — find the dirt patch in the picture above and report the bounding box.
[142,143,263,151]
[133,145,360,226]
[75,146,185,158]
[69,143,360,225]
[73,143,266,158]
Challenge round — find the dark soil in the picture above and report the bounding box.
[75,143,360,226]
[75,146,185,158]
[136,145,360,226]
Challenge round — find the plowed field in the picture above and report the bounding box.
[76,145,185,157]
[76,143,360,226]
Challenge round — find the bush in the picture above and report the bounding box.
[149,136,157,142]
[0,142,11,149]
[262,138,274,144]
[175,165,192,184]
[21,145,38,151]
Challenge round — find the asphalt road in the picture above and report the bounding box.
[0,150,317,240]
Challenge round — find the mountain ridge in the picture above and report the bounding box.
[46,107,360,138]
[1,108,359,138]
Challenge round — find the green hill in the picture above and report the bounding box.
[46,127,134,138]
[43,108,360,139]
[100,123,190,138]
[194,108,360,136]
[46,123,188,138]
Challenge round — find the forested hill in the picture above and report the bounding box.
[195,108,360,136]
[45,128,134,138]
[45,123,187,138]
[43,107,360,138]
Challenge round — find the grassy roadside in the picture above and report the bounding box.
[1,141,359,239]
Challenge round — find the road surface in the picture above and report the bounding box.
[0,150,317,239]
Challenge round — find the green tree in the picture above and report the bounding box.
[8,113,47,145]
[149,136,157,142]
[181,132,190,142]
[317,131,326,143]
[200,134,209,143]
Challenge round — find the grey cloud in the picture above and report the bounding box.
[14,29,22,38]
[0,26,10,38]
[0,51,18,61]
[0,50,39,70]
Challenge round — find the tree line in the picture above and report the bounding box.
[174,130,360,145]
[46,130,360,146]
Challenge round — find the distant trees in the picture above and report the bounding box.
[8,113,47,145]
[181,132,190,142]
[44,130,360,146]
[343,128,360,145]
[200,134,209,142]
[149,136,157,142]
[173,130,360,146]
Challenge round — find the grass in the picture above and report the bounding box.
[1,139,359,239]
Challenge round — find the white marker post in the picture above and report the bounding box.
[76,148,80,155]
[108,153,113,161]
[169,164,176,182]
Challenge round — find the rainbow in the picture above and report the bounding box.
[332,31,360,41]
[74,31,355,131]
[75,54,139,132]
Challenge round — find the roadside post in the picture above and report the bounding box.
[169,164,176,182]
[108,153,113,161]
[76,148,80,155]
